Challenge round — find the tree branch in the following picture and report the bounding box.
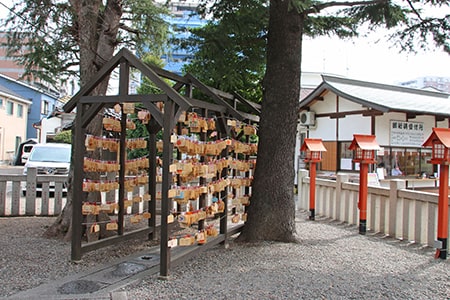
[119,23,140,35]
[405,0,425,21]
[305,0,389,14]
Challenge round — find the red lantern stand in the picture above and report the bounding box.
[349,134,380,235]
[422,128,450,259]
[301,138,327,220]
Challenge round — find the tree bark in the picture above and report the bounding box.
[45,0,123,240]
[238,0,303,242]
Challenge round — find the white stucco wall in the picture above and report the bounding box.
[375,114,438,147]
[339,115,371,140]
[41,117,61,143]
[374,113,404,146]
[307,117,334,140]
[338,97,360,112]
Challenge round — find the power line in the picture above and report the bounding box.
[0,1,50,37]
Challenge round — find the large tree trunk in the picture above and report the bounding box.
[45,0,123,240]
[238,0,303,242]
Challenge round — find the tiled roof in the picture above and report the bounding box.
[300,88,314,101]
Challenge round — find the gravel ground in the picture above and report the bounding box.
[0,216,158,298]
[1,213,450,299]
[123,214,450,300]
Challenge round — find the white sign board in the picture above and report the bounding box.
[341,158,353,170]
[390,120,424,147]
[368,173,380,186]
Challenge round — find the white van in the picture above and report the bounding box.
[23,143,72,175]
[22,143,72,195]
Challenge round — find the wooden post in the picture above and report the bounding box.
[71,102,85,262]
[437,164,449,259]
[117,109,127,236]
[198,109,207,232]
[160,101,175,278]
[147,124,158,240]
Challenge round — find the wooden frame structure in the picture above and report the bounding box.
[63,48,260,276]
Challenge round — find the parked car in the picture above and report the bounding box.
[21,144,34,164]
[13,139,37,166]
[22,143,72,195]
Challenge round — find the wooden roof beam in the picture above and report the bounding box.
[121,49,191,111]
[232,91,261,115]
[80,94,167,104]
[185,73,244,120]
[318,109,383,119]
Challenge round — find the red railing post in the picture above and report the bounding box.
[436,164,449,259]
[309,162,316,220]
[359,163,369,235]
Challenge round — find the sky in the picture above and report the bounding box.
[301,34,450,85]
[0,1,448,87]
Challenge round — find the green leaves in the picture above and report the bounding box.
[1,1,78,84]
[343,2,409,29]
[1,0,170,85]
[304,16,358,38]
[182,0,268,103]
[122,0,169,57]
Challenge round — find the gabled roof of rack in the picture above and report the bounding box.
[63,48,259,123]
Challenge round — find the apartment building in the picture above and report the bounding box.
[0,84,31,163]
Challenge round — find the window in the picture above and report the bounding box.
[6,101,13,115]
[420,149,433,175]
[41,100,49,115]
[339,141,354,170]
[17,104,23,118]
[376,147,434,177]
[0,98,3,108]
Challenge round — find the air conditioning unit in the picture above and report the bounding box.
[299,111,315,126]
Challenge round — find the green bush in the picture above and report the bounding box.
[53,130,72,144]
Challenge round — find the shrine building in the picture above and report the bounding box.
[297,75,450,182]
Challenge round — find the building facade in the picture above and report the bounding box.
[0,74,60,139]
[161,1,207,75]
[399,76,450,94]
[0,84,31,162]
[298,75,450,180]
[0,32,30,81]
